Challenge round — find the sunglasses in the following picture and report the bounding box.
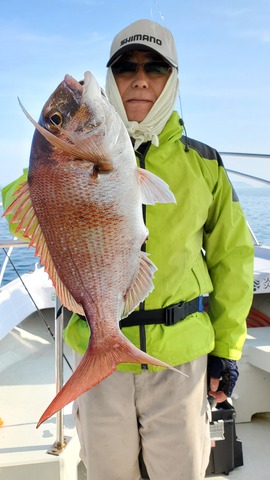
[111,60,172,77]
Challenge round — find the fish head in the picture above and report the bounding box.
[39,75,85,131]
[21,71,127,177]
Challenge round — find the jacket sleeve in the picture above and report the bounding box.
[1,168,29,238]
[203,156,254,360]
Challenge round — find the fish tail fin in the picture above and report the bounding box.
[36,334,183,428]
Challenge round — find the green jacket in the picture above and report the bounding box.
[2,111,254,373]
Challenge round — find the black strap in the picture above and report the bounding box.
[119,297,202,328]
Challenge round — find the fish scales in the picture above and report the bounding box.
[3,71,181,428]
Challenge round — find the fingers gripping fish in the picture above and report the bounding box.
[4,71,184,428]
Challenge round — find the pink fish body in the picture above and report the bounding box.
[4,72,177,427]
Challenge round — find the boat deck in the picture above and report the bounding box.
[0,309,270,479]
[0,310,81,480]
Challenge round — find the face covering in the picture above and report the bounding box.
[105,67,179,150]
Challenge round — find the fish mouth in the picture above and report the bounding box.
[64,71,94,97]
[64,74,84,95]
[64,72,102,106]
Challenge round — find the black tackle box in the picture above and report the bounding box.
[205,400,243,476]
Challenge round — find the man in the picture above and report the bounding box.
[63,19,254,480]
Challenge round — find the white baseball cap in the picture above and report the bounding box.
[107,19,178,68]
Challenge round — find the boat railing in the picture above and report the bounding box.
[247,222,260,246]
[0,239,29,286]
[0,238,65,452]
[220,151,270,247]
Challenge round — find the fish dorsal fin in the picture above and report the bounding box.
[137,167,176,205]
[4,182,84,315]
[122,251,157,318]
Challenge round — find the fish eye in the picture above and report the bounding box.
[46,111,63,130]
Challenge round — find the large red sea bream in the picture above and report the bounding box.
[4,71,178,427]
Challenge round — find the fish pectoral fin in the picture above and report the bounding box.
[137,167,176,205]
[36,333,183,427]
[122,251,157,318]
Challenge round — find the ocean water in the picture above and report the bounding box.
[0,204,38,285]
[236,187,270,246]
[1,186,270,286]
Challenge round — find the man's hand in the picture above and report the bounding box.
[207,355,239,403]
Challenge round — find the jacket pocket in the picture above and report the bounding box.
[191,255,213,295]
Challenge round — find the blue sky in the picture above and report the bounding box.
[1,0,270,187]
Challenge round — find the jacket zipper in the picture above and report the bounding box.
[135,142,151,370]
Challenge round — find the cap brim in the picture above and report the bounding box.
[107,44,177,67]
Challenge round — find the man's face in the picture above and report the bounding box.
[112,50,172,122]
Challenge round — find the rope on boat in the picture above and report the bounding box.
[247,308,270,328]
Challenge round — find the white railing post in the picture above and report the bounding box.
[48,296,67,455]
[54,295,65,448]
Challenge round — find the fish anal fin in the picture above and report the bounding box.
[36,333,182,428]
[137,167,176,205]
[122,251,157,318]
[34,237,84,315]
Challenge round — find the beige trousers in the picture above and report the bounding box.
[73,354,211,480]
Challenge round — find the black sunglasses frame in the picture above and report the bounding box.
[111,60,172,76]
